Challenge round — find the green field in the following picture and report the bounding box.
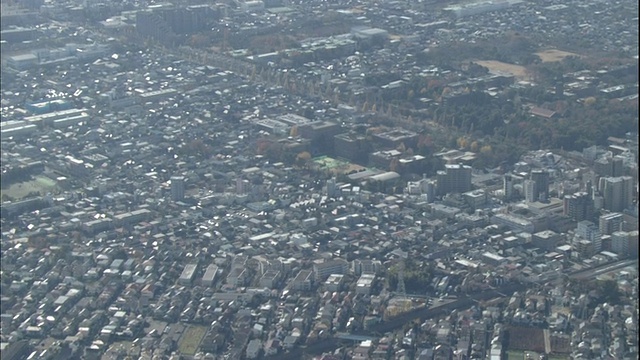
[177,325,207,355]
[1,176,58,202]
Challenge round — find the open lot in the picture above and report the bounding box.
[474,60,532,80]
[1,176,58,201]
[535,49,582,63]
[177,325,207,355]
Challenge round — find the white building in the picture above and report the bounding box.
[356,274,376,295]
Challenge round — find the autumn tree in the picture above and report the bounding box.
[295,151,311,168]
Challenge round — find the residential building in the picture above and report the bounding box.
[563,192,593,222]
[202,264,219,287]
[599,212,624,235]
[313,259,349,281]
[532,230,561,251]
[599,176,634,212]
[576,220,601,253]
[356,274,376,295]
[179,264,198,286]
[291,269,313,291]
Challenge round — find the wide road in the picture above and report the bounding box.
[263,282,528,360]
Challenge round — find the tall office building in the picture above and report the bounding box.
[563,192,593,222]
[436,164,472,196]
[524,180,536,203]
[599,176,633,212]
[530,169,550,202]
[326,177,338,198]
[503,174,515,200]
[424,179,437,203]
[599,212,624,235]
[170,175,185,201]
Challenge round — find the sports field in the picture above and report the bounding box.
[177,325,207,355]
[535,49,581,63]
[474,60,531,80]
[1,176,58,201]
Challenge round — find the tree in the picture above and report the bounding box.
[480,145,492,154]
[457,137,468,150]
[598,280,622,305]
[295,151,311,168]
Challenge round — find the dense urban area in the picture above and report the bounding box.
[0,0,638,359]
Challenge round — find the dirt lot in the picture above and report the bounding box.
[535,49,581,63]
[474,60,532,80]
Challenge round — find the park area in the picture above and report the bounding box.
[177,325,208,355]
[1,176,58,202]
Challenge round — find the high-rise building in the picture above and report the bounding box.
[595,155,626,177]
[599,176,633,212]
[170,175,185,201]
[326,177,337,198]
[612,156,624,177]
[629,231,639,259]
[503,174,515,200]
[530,169,550,202]
[236,178,250,195]
[576,220,601,252]
[599,212,624,235]
[436,164,472,196]
[424,179,437,203]
[524,179,536,203]
[563,192,593,222]
[611,231,630,257]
